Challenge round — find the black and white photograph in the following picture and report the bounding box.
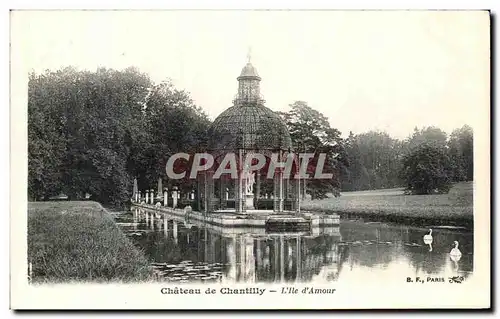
[9,9,491,310]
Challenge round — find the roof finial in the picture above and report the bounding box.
[247,46,252,63]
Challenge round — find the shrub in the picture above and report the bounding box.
[399,143,453,195]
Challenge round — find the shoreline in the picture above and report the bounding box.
[301,182,473,231]
[305,208,473,231]
[28,201,154,284]
[131,201,473,231]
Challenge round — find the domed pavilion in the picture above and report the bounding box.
[199,58,301,215]
[131,56,340,231]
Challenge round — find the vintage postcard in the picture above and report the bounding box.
[10,9,491,310]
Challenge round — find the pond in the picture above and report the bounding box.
[112,208,474,284]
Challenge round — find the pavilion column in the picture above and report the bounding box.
[273,152,284,212]
[235,169,247,213]
[233,180,238,200]
[209,170,215,212]
[196,176,203,212]
[255,171,261,209]
[289,180,296,211]
[273,173,284,212]
[290,155,302,213]
[284,178,290,210]
[302,179,307,200]
[235,149,246,213]
[172,186,178,209]
[290,178,301,213]
[219,177,227,209]
[204,170,215,214]
[150,189,155,204]
[284,178,289,199]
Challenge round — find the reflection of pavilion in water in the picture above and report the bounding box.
[134,208,345,283]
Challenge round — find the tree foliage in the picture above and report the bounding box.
[406,126,448,151]
[28,67,210,206]
[28,67,474,204]
[278,101,348,199]
[133,81,211,194]
[447,125,473,182]
[340,125,473,195]
[340,130,405,191]
[353,131,404,190]
[340,132,371,191]
[399,143,453,195]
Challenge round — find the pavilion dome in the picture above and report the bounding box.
[208,104,292,152]
[238,62,261,80]
[208,58,292,152]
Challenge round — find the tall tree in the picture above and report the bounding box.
[28,67,211,206]
[400,143,453,195]
[447,125,474,181]
[28,67,153,205]
[406,126,448,151]
[340,131,371,191]
[354,131,404,189]
[135,80,211,194]
[279,101,348,199]
[28,69,70,200]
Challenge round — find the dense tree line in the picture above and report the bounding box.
[339,125,473,194]
[28,67,474,205]
[28,67,210,206]
[278,102,473,196]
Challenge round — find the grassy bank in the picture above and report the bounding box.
[28,201,154,283]
[302,182,474,229]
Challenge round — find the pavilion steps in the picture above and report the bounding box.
[265,216,311,232]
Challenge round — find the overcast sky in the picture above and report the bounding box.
[12,10,489,139]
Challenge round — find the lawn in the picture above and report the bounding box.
[301,182,474,228]
[28,201,154,284]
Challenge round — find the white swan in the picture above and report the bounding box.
[450,241,462,271]
[450,241,462,258]
[423,229,433,251]
[423,229,433,242]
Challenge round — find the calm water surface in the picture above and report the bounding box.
[113,208,473,284]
